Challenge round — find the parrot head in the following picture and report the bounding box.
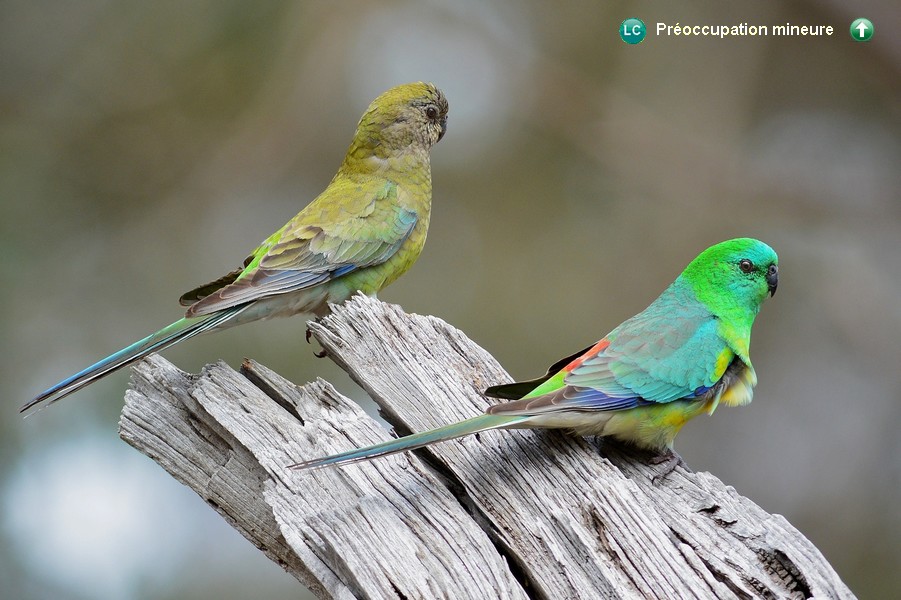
[349,82,448,162]
[683,238,779,315]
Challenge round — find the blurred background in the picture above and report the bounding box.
[2,1,898,598]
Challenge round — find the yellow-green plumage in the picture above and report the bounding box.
[24,82,448,412]
[185,82,447,319]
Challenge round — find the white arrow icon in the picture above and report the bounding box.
[856,22,868,38]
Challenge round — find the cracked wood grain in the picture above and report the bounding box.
[120,293,854,600]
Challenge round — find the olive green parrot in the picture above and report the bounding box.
[23,82,448,412]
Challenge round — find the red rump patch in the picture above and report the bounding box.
[564,338,610,372]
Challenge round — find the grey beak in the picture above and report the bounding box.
[766,265,779,297]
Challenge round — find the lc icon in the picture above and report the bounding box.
[620,18,647,44]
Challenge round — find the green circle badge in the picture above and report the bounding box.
[850,18,874,42]
[620,18,646,44]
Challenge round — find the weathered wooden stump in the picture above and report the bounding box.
[119,294,853,599]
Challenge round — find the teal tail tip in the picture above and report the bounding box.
[22,380,83,414]
[20,344,145,414]
[287,414,526,471]
[20,340,156,415]
[20,308,245,415]
[287,430,450,471]
[288,450,376,472]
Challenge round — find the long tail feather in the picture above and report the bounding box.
[289,413,529,470]
[22,306,247,413]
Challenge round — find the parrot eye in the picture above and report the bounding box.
[739,259,754,273]
[425,105,439,121]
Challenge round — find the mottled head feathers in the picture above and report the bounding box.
[348,82,448,162]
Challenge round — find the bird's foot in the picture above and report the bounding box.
[305,324,327,358]
[648,449,686,485]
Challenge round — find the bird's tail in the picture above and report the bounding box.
[289,413,530,470]
[21,306,247,414]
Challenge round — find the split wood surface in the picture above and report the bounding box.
[119,294,853,600]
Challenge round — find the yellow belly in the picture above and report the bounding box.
[568,398,716,451]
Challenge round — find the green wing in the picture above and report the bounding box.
[488,282,731,417]
[184,178,416,317]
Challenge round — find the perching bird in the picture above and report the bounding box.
[23,82,448,413]
[290,238,778,472]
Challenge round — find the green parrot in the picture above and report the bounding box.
[23,82,448,413]
[290,238,778,472]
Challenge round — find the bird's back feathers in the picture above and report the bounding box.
[185,180,419,318]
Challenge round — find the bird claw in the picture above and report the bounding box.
[649,449,686,484]
[305,325,327,358]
